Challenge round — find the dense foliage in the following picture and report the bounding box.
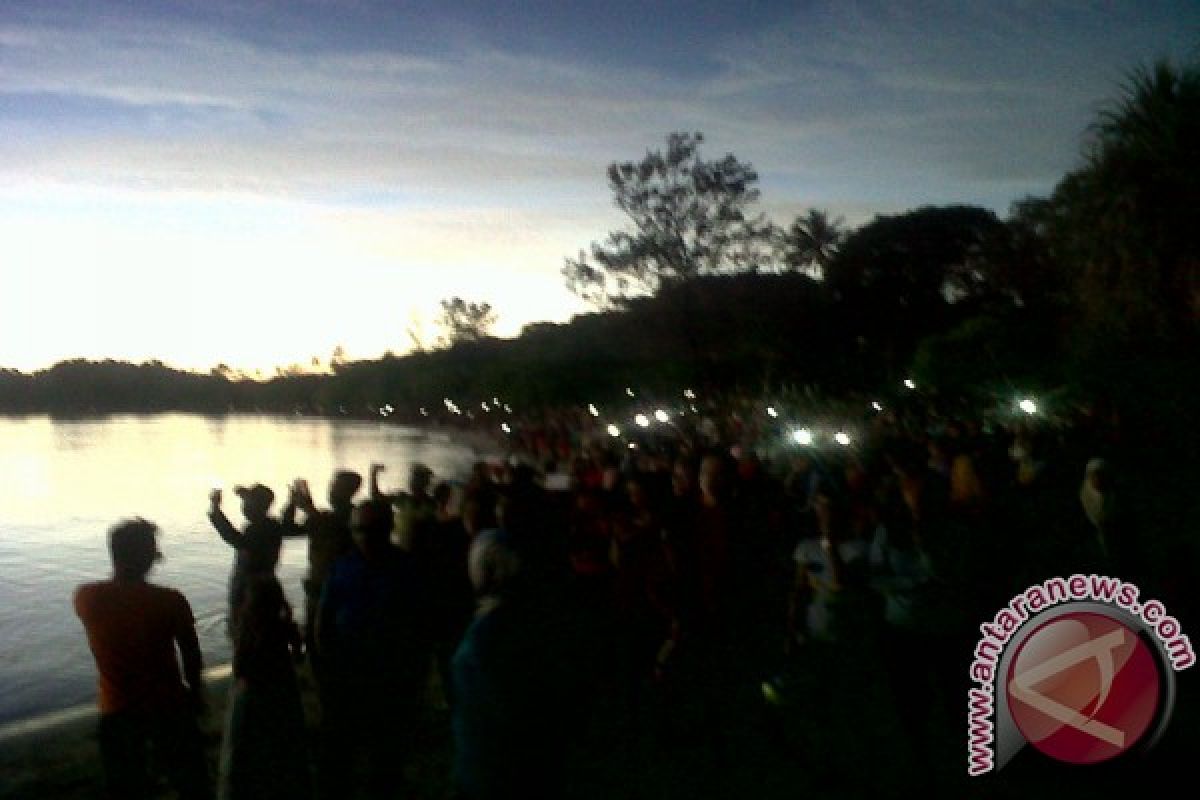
[2,61,1194,428]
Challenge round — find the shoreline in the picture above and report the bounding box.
[0,660,456,799]
[0,665,234,744]
[0,666,236,799]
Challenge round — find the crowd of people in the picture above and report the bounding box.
[73,386,1173,798]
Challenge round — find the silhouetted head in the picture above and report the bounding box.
[409,464,433,495]
[469,461,493,489]
[109,518,161,579]
[351,498,393,553]
[329,470,362,509]
[235,484,275,522]
[468,530,521,602]
[433,481,459,519]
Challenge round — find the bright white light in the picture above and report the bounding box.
[767,406,778,418]
[690,404,698,413]
[379,408,388,416]
[588,404,599,417]
[626,387,635,397]
[834,431,851,446]
[481,402,490,412]
[1019,398,1038,415]
[654,409,669,423]
[792,428,813,446]
[628,442,637,450]
[384,404,394,413]
[419,407,428,416]
[872,401,883,412]
[500,422,511,434]
[635,413,650,428]
[503,404,512,414]
[683,388,696,399]
[493,397,500,406]
[903,379,916,390]
[607,424,620,437]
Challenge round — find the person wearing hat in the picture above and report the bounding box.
[74,518,211,799]
[209,483,299,633]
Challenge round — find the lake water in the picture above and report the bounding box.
[0,414,485,725]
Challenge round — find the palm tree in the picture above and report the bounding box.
[780,208,845,280]
[1071,59,1200,339]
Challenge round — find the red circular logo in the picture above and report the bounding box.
[1006,612,1161,765]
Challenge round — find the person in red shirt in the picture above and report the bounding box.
[74,518,211,799]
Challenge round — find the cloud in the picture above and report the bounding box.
[2,0,1196,369]
[3,1,1196,211]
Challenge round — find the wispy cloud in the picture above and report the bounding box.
[1,0,1195,369]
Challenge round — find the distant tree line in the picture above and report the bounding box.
[1,60,1194,434]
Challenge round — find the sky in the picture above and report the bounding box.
[1,0,1197,374]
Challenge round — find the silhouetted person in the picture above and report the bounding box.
[316,499,429,799]
[427,480,474,707]
[74,518,210,800]
[370,462,436,551]
[209,483,299,633]
[282,470,361,694]
[465,460,500,532]
[219,575,311,800]
[611,476,673,710]
[451,530,577,800]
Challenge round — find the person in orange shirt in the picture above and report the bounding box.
[74,518,211,799]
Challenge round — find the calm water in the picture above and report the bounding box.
[0,414,484,725]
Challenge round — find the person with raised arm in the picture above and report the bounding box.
[369,462,436,552]
[209,483,301,633]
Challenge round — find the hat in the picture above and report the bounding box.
[234,484,275,511]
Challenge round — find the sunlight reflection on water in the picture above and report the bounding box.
[0,414,482,723]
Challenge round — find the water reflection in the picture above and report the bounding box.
[0,413,483,723]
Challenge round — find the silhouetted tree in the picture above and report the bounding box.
[437,297,497,346]
[1041,59,1199,342]
[779,208,845,280]
[827,205,1007,374]
[563,132,773,307]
